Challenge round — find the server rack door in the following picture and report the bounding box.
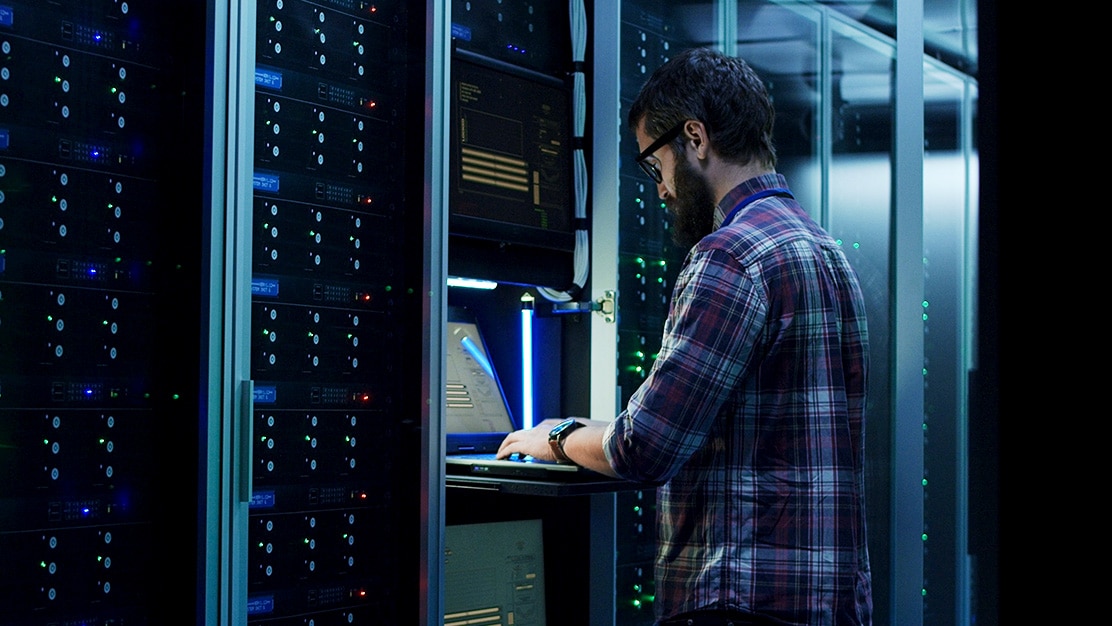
[0,1,208,623]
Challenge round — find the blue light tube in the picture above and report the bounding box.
[520,296,535,429]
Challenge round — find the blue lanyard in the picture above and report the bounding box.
[721,187,793,226]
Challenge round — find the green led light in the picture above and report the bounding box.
[921,533,928,541]
[922,478,928,486]
[922,588,928,597]
[853,242,860,249]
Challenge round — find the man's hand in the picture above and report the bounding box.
[495,417,567,462]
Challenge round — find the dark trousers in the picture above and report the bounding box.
[657,608,788,626]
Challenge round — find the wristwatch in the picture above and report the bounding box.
[548,418,584,463]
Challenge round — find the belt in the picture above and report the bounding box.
[658,609,783,626]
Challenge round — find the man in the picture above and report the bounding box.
[497,47,872,626]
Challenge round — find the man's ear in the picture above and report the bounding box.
[683,120,711,160]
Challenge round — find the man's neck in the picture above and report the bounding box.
[708,161,775,207]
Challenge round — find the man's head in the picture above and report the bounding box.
[628,47,777,171]
[628,48,778,248]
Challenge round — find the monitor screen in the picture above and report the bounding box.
[445,305,516,437]
[449,49,575,254]
[444,518,547,626]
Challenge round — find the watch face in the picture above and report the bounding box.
[549,418,578,438]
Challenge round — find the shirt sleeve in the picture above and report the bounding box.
[603,246,768,483]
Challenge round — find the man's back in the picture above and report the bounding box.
[606,175,872,625]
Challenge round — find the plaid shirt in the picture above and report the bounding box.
[603,174,873,625]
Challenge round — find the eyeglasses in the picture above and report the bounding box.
[635,122,685,184]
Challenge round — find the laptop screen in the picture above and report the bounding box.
[446,306,517,453]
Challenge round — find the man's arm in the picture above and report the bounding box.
[496,418,620,478]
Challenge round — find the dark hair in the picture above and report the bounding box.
[627,47,777,169]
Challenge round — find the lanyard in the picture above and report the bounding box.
[721,187,794,227]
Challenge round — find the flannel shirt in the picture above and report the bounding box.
[603,174,873,625]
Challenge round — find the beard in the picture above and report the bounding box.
[667,155,717,250]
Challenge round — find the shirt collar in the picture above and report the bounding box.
[713,173,791,229]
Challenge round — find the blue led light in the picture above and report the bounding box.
[520,295,535,429]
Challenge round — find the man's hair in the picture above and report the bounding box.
[627,47,777,169]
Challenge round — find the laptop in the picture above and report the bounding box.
[444,305,593,480]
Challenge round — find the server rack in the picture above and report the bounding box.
[0,0,207,622]
[1,1,430,623]
[245,0,425,623]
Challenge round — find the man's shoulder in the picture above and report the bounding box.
[698,204,813,263]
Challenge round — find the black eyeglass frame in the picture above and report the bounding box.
[634,121,686,183]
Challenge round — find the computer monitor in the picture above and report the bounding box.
[449,49,575,257]
[444,518,547,626]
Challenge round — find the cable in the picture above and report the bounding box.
[538,0,589,303]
